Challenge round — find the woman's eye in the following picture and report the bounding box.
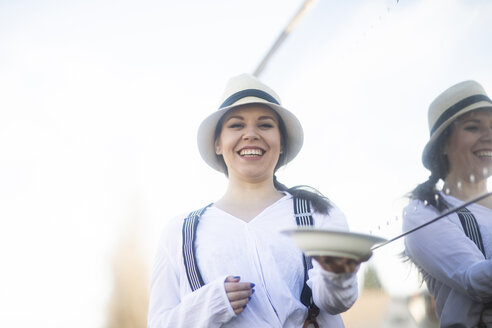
[464,125,479,131]
[259,123,274,129]
[227,123,243,129]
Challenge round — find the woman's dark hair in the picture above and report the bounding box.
[273,177,332,214]
[214,104,333,215]
[410,125,453,212]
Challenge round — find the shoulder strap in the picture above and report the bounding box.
[456,206,490,325]
[457,207,486,257]
[293,197,318,310]
[294,196,315,226]
[182,203,212,291]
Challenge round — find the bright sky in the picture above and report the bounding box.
[1,0,492,327]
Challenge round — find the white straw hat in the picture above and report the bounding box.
[197,73,304,173]
[422,80,492,170]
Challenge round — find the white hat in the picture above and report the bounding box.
[197,73,304,173]
[423,80,492,170]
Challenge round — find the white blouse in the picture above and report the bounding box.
[148,193,359,327]
[403,192,492,327]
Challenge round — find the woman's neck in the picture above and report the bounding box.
[215,177,284,221]
[443,175,492,208]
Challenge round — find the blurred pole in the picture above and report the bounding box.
[253,0,318,77]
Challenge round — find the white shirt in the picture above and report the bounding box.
[148,193,359,328]
[403,192,492,328]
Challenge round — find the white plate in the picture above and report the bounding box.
[282,228,386,260]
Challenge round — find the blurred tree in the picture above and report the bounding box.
[106,216,149,328]
[363,263,383,290]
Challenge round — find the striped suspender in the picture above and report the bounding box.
[182,203,212,291]
[295,197,314,226]
[182,197,317,310]
[456,207,490,327]
[457,207,486,257]
[294,198,317,309]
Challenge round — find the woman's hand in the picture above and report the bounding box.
[313,252,372,274]
[224,276,255,315]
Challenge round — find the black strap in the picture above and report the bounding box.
[181,197,317,312]
[457,207,486,257]
[457,207,489,327]
[182,203,212,291]
[295,196,314,226]
[294,198,316,309]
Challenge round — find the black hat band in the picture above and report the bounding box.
[219,89,279,109]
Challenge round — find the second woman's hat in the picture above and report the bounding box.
[422,80,492,170]
[197,73,304,173]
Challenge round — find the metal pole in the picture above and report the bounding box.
[253,0,318,77]
[371,191,492,251]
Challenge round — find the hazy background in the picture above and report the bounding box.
[1,0,491,326]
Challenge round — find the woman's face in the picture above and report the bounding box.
[444,109,492,183]
[215,104,282,183]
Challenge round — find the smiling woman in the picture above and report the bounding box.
[147,73,370,327]
[403,80,492,328]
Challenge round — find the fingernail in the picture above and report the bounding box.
[233,276,240,279]
[250,283,255,288]
[248,296,251,301]
[244,304,247,309]
[251,289,255,294]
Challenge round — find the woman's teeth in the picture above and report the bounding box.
[475,150,492,158]
[239,149,264,156]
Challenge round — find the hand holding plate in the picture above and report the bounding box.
[313,252,372,274]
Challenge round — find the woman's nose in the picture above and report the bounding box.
[481,127,492,141]
[242,126,259,140]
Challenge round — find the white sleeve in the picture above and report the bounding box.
[404,201,492,303]
[147,219,236,328]
[307,261,359,313]
[307,205,359,314]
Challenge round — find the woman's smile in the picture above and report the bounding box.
[238,146,265,158]
[473,149,492,162]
